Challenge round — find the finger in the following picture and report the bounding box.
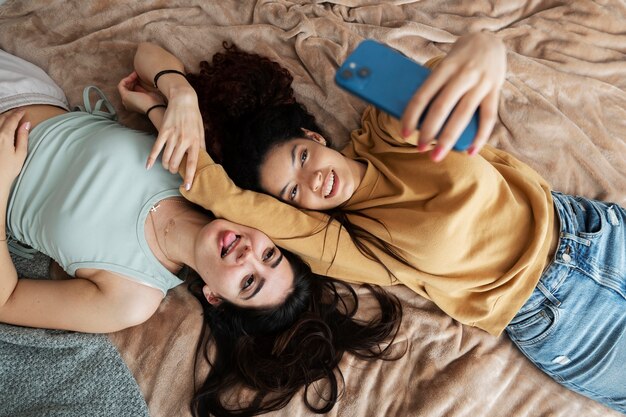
[418,69,480,148]
[117,76,133,98]
[401,64,456,139]
[15,121,30,156]
[168,142,187,174]
[147,133,168,169]
[124,71,137,83]
[468,89,499,156]
[161,138,176,170]
[434,79,491,156]
[116,79,127,100]
[0,108,26,133]
[183,146,199,190]
[118,72,135,88]
[197,123,206,150]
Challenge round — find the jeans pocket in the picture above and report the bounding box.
[506,303,559,346]
[571,196,604,238]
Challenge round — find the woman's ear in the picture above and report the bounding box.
[301,128,327,146]
[202,285,222,306]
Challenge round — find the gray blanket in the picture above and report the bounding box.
[0,253,148,417]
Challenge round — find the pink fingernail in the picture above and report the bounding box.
[402,128,411,138]
[431,147,444,162]
[184,182,191,191]
[23,121,31,131]
[146,160,153,170]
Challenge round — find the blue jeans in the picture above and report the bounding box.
[506,192,626,414]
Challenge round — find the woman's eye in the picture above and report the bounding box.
[289,185,298,200]
[263,247,275,262]
[243,275,254,290]
[300,149,308,165]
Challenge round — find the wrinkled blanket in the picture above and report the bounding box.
[3,253,149,417]
[0,1,624,416]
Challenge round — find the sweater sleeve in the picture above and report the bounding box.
[181,152,393,285]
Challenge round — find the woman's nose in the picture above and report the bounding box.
[309,170,323,192]
[236,244,252,263]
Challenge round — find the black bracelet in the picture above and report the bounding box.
[153,69,186,88]
[145,104,167,117]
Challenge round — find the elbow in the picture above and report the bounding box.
[0,274,18,309]
[134,42,158,76]
[136,41,157,55]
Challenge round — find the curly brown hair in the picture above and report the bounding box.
[186,42,317,166]
[187,44,414,283]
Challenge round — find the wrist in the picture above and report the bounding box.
[145,103,167,117]
[163,80,197,103]
[147,106,166,131]
[153,69,186,90]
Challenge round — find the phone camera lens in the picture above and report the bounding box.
[340,69,353,79]
[357,67,370,78]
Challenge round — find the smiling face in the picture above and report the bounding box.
[194,219,295,309]
[259,130,365,210]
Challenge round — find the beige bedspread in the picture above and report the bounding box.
[1,1,625,416]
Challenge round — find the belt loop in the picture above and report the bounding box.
[536,280,561,307]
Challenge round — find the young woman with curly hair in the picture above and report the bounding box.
[0,49,403,417]
[128,37,626,413]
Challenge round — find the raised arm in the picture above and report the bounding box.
[182,151,392,285]
[133,42,205,190]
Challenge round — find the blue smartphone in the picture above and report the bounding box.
[335,39,477,151]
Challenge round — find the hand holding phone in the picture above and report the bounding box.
[335,39,478,151]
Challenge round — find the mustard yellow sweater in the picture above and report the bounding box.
[181,58,555,336]
[182,106,554,336]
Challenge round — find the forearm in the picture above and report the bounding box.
[0,189,18,307]
[134,42,195,102]
[182,153,329,238]
[147,106,166,131]
[182,159,392,282]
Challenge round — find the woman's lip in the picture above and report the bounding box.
[220,231,239,258]
[324,170,339,199]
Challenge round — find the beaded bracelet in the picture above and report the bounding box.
[153,69,186,88]
[145,104,167,117]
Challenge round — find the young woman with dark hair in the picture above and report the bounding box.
[186,254,402,416]
[129,36,626,413]
[0,50,403,416]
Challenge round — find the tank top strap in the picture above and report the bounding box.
[73,85,117,120]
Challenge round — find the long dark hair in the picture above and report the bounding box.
[188,248,403,416]
[187,44,414,281]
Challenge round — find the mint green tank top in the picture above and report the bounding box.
[6,87,183,294]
